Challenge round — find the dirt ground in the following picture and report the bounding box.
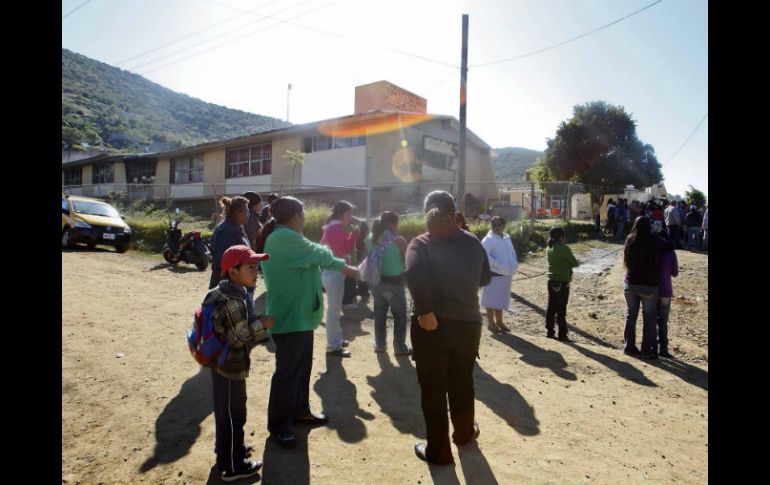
[61,241,707,485]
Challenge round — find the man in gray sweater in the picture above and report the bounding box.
[405,191,491,466]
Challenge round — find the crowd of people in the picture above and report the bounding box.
[199,188,702,480]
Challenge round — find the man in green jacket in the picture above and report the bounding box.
[259,196,361,449]
[545,227,580,340]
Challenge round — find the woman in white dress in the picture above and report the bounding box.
[480,216,518,332]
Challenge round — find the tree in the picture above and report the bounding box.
[684,185,707,209]
[283,149,305,190]
[535,101,664,200]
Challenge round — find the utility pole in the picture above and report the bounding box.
[458,14,468,211]
[287,83,292,122]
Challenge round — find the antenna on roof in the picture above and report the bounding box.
[287,83,292,123]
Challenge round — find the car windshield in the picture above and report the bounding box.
[72,200,120,218]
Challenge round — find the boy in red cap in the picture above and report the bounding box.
[203,244,273,482]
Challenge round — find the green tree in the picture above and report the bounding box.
[535,101,663,200]
[684,185,707,209]
[283,149,305,189]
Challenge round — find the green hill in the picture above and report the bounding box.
[61,48,291,152]
[491,147,543,182]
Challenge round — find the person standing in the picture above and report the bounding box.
[664,200,683,249]
[480,216,517,333]
[623,217,660,359]
[701,204,708,251]
[241,192,263,252]
[210,196,251,290]
[406,191,491,466]
[685,205,702,251]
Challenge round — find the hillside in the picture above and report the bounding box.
[491,146,543,182]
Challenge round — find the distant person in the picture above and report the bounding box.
[259,193,279,224]
[480,216,517,333]
[259,197,361,449]
[607,199,617,236]
[615,199,629,241]
[241,191,262,252]
[651,202,664,234]
[701,204,708,251]
[545,227,580,340]
[365,211,410,355]
[342,211,372,312]
[664,200,683,249]
[592,199,601,233]
[210,196,251,289]
[685,205,702,251]
[320,201,360,357]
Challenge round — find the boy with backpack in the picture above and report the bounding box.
[194,245,272,482]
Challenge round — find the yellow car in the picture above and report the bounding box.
[62,195,131,253]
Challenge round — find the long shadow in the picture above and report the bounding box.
[509,291,615,349]
[473,364,540,436]
[491,333,577,381]
[339,311,371,343]
[428,462,463,485]
[256,426,311,485]
[457,441,499,485]
[646,356,708,391]
[366,353,425,438]
[148,262,202,273]
[140,367,212,473]
[313,355,374,443]
[564,342,657,387]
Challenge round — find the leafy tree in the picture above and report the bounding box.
[684,185,707,209]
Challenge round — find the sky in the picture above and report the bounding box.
[62,0,707,198]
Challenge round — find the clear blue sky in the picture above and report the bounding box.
[62,0,707,198]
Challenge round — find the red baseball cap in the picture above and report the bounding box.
[221,245,269,276]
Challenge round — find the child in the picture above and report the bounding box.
[545,227,580,341]
[204,244,272,482]
[656,233,679,358]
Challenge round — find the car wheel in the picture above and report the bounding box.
[62,227,75,249]
[115,243,129,254]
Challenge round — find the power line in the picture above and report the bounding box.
[127,0,315,72]
[666,112,708,163]
[471,0,664,68]
[62,0,92,19]
[138,1,338,76]
[202,0,458,68]
[115,0,282,66]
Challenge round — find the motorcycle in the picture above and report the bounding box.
[162,209,210,270]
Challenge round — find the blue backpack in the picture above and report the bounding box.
[187,303,230,366]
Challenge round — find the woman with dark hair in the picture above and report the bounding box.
[623,216,661,359]
[406,190,491,466]
[546,226,580,340]
[365,211,410,355]
[209,196,251,289]
[260,197,361,449]
[480,216,517,332]
[320,201,360,357]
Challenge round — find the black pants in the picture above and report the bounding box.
[343,276,370,304]
[267,331,314,435]
[667,225,682,249]
[594,215,601,232]
[546,280,570,337]
[212,369,247,473]
[411,317,481,464]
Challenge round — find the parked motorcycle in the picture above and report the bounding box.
[162,209,210,270]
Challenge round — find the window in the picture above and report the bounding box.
[126,160,157,185]
[72,200,120,218]
[303,135,365,153]
[226,143,272,178]
[171,155,203,184]
[92,163,114,184]
[62,199,69,212]
[64,167,82,186]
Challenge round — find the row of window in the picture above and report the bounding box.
[62,136,368,186]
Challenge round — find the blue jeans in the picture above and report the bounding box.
[687,227,700,250]
[624,284,659,354]
[373,282,408,353]
[321,270,345,351]
[657,297,671,353]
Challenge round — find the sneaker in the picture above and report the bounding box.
[221,459,262,482]
[624,346,641,356]
[326,348,351,358]
[546,332,556,339]
[341,340,350,348]
[556,335,572,342]
[640,352,658,360]
[271,431,297,449]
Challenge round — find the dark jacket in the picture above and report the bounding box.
[405,228,491,323]
[209,219,251,289]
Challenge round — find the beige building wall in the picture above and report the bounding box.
[113,162,126,185]
[154,159,171,199]
[203,149,226,198]
[271,136,303,185]
[82,165,93,197]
